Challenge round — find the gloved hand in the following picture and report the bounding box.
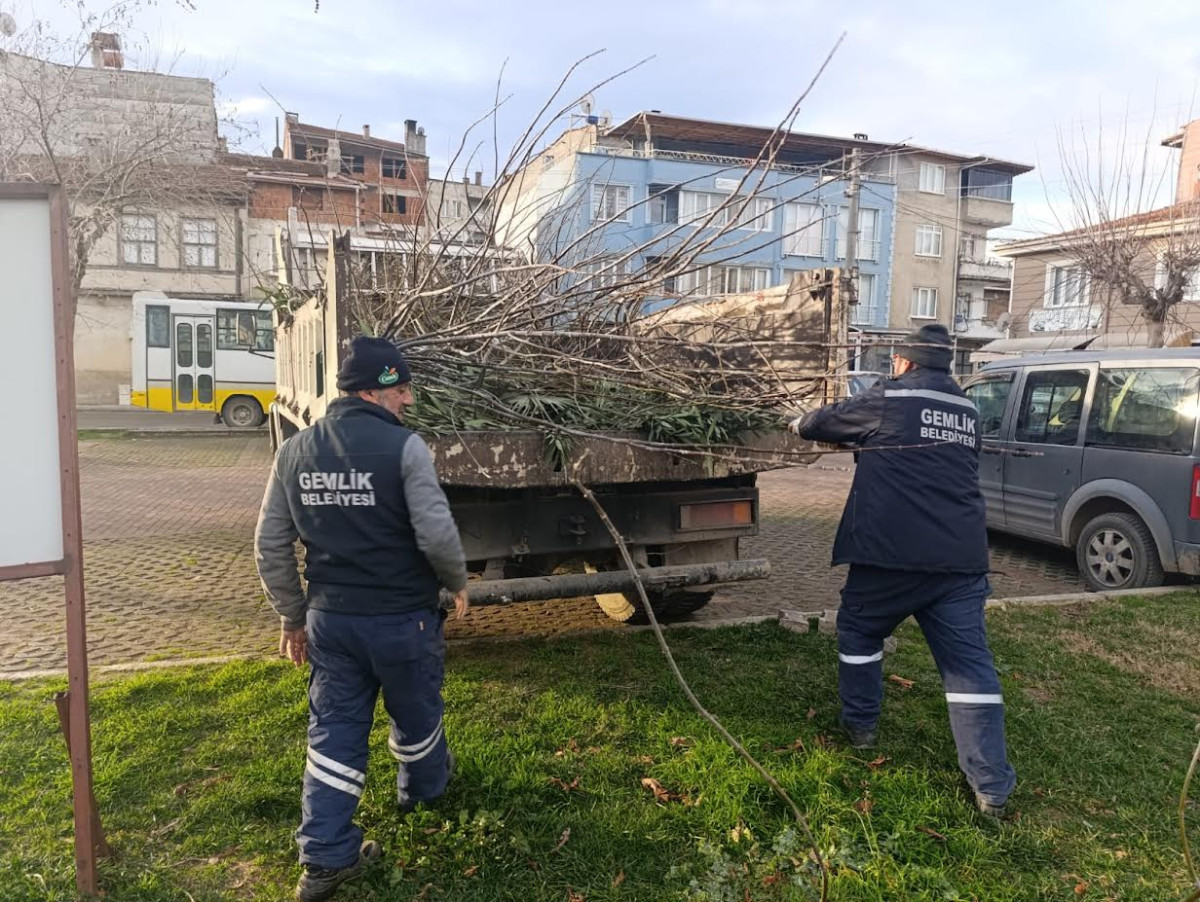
[787,414,808,436]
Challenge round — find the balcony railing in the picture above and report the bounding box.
[584,144,896,183]
[835,238,882,262]
[958,257,1012,283]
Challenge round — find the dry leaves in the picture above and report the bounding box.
[1074,879,1089,895]
[888,674,915,690]
[640,777,701,806]
[916,825,946,842]
[806,707,817,720]
[866,755,891,770]
[462,865,479,878]
[612,871,625,887]
[669,736,693,749]
[567,890,586,902]
[548,776,581,793]
[553,828,571,853]
[554,738,580,757]
[854,797,874,815]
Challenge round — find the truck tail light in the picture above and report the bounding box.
[1191,465,1200,520]
[678,500,754,531]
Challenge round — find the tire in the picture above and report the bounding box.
[1075,512,1165,591]
[621,589,715,625]
[221,396,264,428]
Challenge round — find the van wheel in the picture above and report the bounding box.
[1076,512,1164,591]
[221,396,264,428]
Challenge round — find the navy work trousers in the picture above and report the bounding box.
[836,565,1016,805]
[298,607,451,868]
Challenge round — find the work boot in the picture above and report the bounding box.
[839,716,877,750]
[398,750,456,815]
[295,839,381,902]
[975,794,1008,819]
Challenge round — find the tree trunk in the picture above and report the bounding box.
[1146,315,1166,348]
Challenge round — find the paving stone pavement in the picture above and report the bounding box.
[0,436,1086,675]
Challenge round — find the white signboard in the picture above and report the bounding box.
[1029,304,1103,334]
[714,177,741,191]
[0,195,64,567]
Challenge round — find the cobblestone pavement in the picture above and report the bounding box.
[0,436,1085,674]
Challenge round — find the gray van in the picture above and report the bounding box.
[963,349,1200,591]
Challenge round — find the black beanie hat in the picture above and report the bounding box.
[897,323,954,371]
[336,336,412,392]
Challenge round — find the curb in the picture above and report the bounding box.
[79,429,267,438]
[3,587,1195,682]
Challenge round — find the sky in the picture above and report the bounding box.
[10,0,1200,238]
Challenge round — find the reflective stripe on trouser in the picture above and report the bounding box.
[298,606,449,868]
[835,566,1016,805]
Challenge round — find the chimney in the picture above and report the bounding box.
[272,117,283,158]
[90,32,124,69]
[217,136,228,153]
[285,112,299,126]
[326,137,341,179]
[404,119,426,156]
[462,175,470,185]
[1170,119,1200,204]
[474,171,482,186]
[363,124,371,139]
[854,132,869,141]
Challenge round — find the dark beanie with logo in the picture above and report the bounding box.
[336,336,412,392]
[897,323,954,371]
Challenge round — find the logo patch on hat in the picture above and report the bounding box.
[378,366,400,386]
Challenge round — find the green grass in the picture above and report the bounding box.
[1,594,1198,901]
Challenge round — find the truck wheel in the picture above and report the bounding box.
[616,589,715,625]
[221,396,264,428]
[1076,512,1164,591]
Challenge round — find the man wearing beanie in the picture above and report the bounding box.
[255,335,469,901]
[789,323,1016,819]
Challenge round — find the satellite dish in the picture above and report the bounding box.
[579,93,596,116]
[599,109,612,128]
[0,13,17,37]
[995,311,1012,331]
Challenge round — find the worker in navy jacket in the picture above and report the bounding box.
[791,323,1016,818]
[255,337,469,901]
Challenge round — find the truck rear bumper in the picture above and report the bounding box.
[445,559,771,607]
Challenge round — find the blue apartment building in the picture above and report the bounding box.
[512,114,898,326]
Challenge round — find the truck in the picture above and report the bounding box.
[268,238,840,622]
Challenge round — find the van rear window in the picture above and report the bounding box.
[1086,367,1200,454]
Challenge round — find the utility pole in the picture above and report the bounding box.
[839,147,862,397]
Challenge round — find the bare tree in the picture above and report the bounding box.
[0,2,242,297]
[1056,120,1200,347]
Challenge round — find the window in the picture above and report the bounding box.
[1154,257,1200,301]
[146,305,170,348]
[836,207,880,261]
[912,286,939,319]
[441,199,463,219]
[919,162,946,194]
[677,265,770,297]
[965,374,1014,438]
[182,218,217,268]
[591,184,631,222]
[784,202,825,257]
[963,168,1013,201]
[121,214,157,266]
[579,258,632,290]
[340,154,365,175]
[679,190,730,227]
[739,197,774,232]
[850,273,877,325]
[217,309,275,351]
[915,224,943,257]
[292,141,309,161]
[1086,367,1200,453]
[196,322,213,369]
[649,194,668,224]
[1045,263,1089,308]
[1015,369,1090,445]
[383,193,408,215]
[382,156,407,179]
